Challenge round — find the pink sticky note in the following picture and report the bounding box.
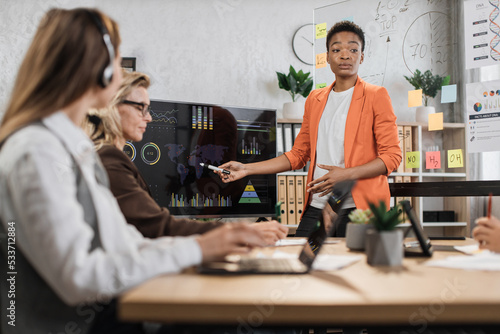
[426,151,441,169]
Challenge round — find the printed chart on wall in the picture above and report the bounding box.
[314,0,458,121]
[464,0,500,69]
[466,80,500,153]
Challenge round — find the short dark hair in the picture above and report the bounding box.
[325,20,365,52]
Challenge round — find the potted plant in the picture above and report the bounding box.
[365,201,404,266]
[276,65,313,119]
[404,69,450,123]
[345,209,373,251]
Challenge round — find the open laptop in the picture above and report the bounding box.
[198,180,355,274]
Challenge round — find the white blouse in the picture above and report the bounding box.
[0,112,202,305]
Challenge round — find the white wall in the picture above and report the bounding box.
[0,0,336,118]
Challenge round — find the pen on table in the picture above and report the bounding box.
[199,163,231,175]
[488,192,492,219]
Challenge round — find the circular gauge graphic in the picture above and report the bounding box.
[490,91,495,96]
[496,90,500,95]
[473,102,482,112]
[123,141,136,161]
[484,91,489,97]
[141,142,161,165]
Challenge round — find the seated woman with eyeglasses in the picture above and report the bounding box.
[84,70,288,243]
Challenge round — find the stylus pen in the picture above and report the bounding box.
[488,193,492,219]
[199,163,230,175]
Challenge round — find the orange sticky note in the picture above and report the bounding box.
[426,151,441,169]
[316,53,327,69]
[408,89,423,108]
[447,149,463,168]
[428,112,443,131]
[405,151,420,169]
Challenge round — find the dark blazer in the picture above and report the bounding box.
[98,145,223,238]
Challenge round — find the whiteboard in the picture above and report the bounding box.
[314,0,459,122]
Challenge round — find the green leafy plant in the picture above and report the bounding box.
[367,201,404,231]
[276,65,313,102]
[404,69,451,106]
[348,209,372,225]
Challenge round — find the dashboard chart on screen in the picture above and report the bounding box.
[124,100,277,218]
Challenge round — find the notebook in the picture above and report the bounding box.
[198,180,355,274]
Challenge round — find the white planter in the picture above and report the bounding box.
[415,106,435,123]
[365,229,403,266]
[345,223,372,251]
[282,101,305,119]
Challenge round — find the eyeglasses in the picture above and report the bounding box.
[120,100,151,117]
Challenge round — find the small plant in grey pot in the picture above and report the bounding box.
[345,209,373,251]
[365,201,404,266]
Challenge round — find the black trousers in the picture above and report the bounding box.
[295,205,355,238]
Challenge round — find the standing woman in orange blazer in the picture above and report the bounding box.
[218,21,401,237]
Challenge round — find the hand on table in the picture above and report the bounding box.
[250,221,288,245]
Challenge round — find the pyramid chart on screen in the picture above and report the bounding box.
[238,181,261,203]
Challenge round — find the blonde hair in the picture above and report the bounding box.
[0,8,121,143]
[84,70,150,150]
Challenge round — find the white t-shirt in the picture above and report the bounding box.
[310,86,356,209]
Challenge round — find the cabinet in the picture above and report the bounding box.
[277,119,469,237]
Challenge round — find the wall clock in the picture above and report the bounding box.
[292,24,314,66]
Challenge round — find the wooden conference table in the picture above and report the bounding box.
[119,239,500,328]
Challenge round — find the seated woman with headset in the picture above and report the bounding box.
[0,8,271,334]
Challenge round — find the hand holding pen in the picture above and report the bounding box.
[199,163,230,175]
[473,194,500,252]
[211,161,248,183]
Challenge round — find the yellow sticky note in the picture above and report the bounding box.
[316,53,327,69]
[447,149,464,168]
[405,151,420,169]
[408,89,423,108]
[428,112,443,131]
[316,23,327,39]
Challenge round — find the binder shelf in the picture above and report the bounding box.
[390,121,468,238]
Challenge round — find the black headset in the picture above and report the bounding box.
[87,10,115,88]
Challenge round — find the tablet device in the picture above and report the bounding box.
[401,200,434,257]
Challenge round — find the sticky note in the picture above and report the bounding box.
[428,112,443,131]
[441,84,457,103]
[343,16,354,22]
[426,151,441,169]
[316,23,327,39]
[316,53,327,69]
[405,151,420,169]
[447,149,464,168]
[408,89,423,108]
[316,83,327,89]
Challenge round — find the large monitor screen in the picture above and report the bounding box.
[124,100,277,218]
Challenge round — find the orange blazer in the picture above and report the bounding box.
[284,76,402,211]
